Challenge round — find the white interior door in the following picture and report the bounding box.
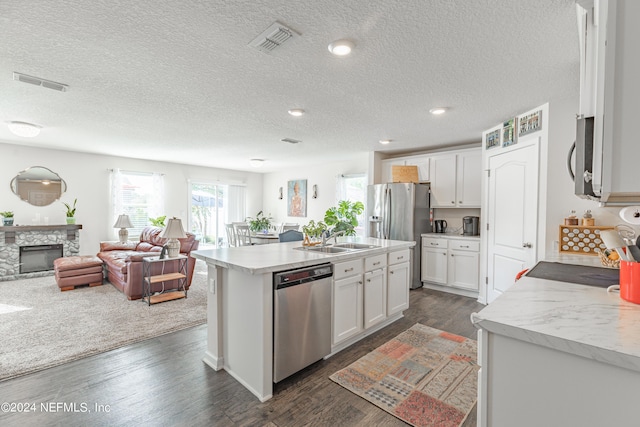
[486,143,538,303]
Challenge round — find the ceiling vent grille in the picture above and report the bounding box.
[281,138,301,144]
[249,21,299,53]
[13,72,68,92]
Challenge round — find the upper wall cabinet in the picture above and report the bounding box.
[430,149,481,208]
[380,155,430,184]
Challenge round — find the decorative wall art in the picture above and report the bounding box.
[287,179,307,217]
[519,110,542,137]
[485,129,501,150]
[502,118,516,147]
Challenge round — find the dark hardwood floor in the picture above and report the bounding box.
[0,288,484,427]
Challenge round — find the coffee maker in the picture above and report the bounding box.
[463,216,480,236]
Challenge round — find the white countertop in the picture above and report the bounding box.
[191,237,415,275]
[471,272,640,373]
[421,232,481,240]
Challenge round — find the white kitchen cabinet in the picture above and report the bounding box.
[421,237,448,284]
[387,249,410,315]
[421,236,480,296]
[364,268,386,329]
[333,268,363,345]
[381,155,430,183]
[430,149,481,208]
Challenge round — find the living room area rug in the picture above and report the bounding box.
[0,260,207,382]
[330,323,478,427]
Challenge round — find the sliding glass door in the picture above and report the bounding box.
[188,182,246,248]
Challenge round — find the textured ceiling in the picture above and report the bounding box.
[0,0,579,173]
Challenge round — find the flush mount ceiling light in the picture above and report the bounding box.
[429,107,448,115]
[379,139,392,145]
[7,121,41,137]
[288,109,305,117]
[328,39,355,56]
[249,159,264,168]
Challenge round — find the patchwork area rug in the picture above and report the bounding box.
[0,261,208,382]
[330,324,478,427]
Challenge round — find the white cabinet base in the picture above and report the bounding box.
[328,312,403,356]
[422,281,479,298]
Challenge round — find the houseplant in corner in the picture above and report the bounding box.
[247,211,272,233]
[1,211,14,226]
[63,199,77,224]
[324,200,365,236]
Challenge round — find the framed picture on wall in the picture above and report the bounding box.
[485,128,501,150]
[519,110,542,137]
[502,118,516,147]
[287,179,307,217]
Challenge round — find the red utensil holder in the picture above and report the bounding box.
[619,260,640,304]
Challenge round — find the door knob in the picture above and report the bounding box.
[522,242,533,248]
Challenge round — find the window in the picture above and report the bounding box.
[189,182,246,248]
[110,170,164,238]
[336,173,367,236]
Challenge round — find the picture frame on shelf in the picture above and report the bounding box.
[502,118,516,147]
[519,110,542,137]
[485,128,501,150]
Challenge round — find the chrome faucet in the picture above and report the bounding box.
[322,230,345,247]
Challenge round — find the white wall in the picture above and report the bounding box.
[0,142,263,255]
[261,155,369,227]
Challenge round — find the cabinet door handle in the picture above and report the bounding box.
[366,279,371,282]
[459,201,462,204]
[460,245,469,248]
[345,267,354,272]
[390,271,394,274]
[430,242,439,246]
[451,201,455,204]
[442,252,446,256]
[397,256,404,260]
[373,261,381,266]
[358,281,363,285]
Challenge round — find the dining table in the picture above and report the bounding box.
[251,232,281,244]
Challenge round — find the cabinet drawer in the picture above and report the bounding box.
[388,249,410,265]
[449,240,480,252]
[365,254,387,271]
[333,259,363,280]
[422,237,448,248]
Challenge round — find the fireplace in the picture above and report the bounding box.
[20,244,63,274]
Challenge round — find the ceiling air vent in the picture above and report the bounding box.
[281,138,301,144]
[13,72,68,92]
[249,21,299,54]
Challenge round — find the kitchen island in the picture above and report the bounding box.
[471,271,640,426]
[191,237,415,401]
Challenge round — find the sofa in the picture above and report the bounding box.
[97,226,200,300]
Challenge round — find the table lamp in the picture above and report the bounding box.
[113,214,133,243]
[161,217,187,257]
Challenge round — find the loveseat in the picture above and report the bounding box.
[97,226,200,300]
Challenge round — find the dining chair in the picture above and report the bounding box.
[225,223,237,247]
[235,224,253,246]
[278,230,304,242]
[281,223,299,232]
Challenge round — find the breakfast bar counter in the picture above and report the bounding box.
[191,237,415,401]
[471,271,640,426]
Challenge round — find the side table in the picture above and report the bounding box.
[142,255,188,306]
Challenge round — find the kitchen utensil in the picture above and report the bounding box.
[600,230,632,261]
[434,219,447,233]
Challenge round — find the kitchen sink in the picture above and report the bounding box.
[333,243,380,250]
[303,246,351,253]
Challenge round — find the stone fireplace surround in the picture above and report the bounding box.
[0,225,82,281]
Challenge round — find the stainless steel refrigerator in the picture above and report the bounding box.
[366,183,431,289]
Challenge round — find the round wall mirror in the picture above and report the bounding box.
[10,166,67,206]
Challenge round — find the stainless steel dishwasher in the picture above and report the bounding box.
[273,263,333,383]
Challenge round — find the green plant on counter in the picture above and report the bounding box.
[63,199,77,217]
[149,215,166,227]
[247,211,272,233]
[302,220,327,239]
[324,200,364,236]
[0,211,14,218]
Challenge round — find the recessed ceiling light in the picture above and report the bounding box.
[249,159,264,168]
[288,109,305,117]
[7,121,41,137]
[328,39,355,56]
[429,107,448,115]
[379,140,392,145]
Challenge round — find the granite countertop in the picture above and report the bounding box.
[471,273,640,373]
[191,237,415,275]
[421,232,481,240]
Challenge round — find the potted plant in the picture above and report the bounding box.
[149,215,166,227]
[63,199,77,224]
[324,200,365,236]
[247,211,272,233]
[1,211,14,226]
[302,220,327,244]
